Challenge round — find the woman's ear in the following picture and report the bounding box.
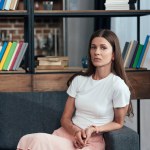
[112,53,115,61]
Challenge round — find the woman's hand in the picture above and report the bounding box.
[84,126,96,145]
[73,130,87,149]
[73,126,96,148]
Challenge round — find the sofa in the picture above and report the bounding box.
[0,92,139,150]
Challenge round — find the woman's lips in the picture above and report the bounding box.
[93,58,102,61]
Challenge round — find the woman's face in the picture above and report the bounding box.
[90,37,114,68]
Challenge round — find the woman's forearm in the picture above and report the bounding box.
[61,118,81,136]
[96,121,123,133]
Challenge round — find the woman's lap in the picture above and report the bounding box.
[17,127,105,150]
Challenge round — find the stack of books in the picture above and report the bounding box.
[105,0,137,10]
[0,41,28,71]
[122,35,150,69]
[0,0,19,10]
[36,56,69,70]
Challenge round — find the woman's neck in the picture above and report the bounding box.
[93,67,111,80]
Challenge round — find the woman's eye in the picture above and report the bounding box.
[101,46,107,50]
[91,46,96,49]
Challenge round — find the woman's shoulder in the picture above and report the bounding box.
[112,74,128,89]
[112,74,130,94]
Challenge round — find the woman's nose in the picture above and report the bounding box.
[94,48,101,55]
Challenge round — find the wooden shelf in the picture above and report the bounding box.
[0,74,32,92]
[0,10,28,16]
[34,10,150,17]
[0,71,150,99]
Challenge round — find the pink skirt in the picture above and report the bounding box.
[17,127,105,150]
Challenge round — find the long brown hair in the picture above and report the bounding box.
[67,29,133,116]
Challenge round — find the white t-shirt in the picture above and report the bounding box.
[67,73,130,129]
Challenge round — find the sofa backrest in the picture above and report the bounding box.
[0,92,67,150]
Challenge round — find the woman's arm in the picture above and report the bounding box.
[61,96,86,148]
[90,105,129,134]
[84,105,129,144]
[60,96,81,136]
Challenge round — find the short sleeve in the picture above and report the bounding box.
[113,79,131,108]
[67,76,79,98]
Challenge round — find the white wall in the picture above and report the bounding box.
[111,1,150,149]
[65,0,94,67]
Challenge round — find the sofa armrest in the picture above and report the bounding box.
[103,126,139,150]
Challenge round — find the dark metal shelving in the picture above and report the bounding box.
[34,10,150,17]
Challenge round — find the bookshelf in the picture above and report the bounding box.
[0,1,150,148]
[0,0,32,73]
[0,0,149,94]
[0,1,150,74]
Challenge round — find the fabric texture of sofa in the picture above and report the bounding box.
[0,92,139,150]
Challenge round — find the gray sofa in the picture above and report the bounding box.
[0,92,139,150]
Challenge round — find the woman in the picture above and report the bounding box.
[17,29,133,150]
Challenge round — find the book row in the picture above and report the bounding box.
[105,0,137,10]
[0,41,28,71]
[0,0,19,10]
[122,35,150,69]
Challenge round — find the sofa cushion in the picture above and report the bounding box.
[0,92,67,149]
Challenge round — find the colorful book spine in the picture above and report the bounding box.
[9,0,15,10]
[124,41,134,67]
[140,41,150,68]
[9,41,23,71]
[129,42,139,68]
[3,0,11,10]
[132,44,143,68]
[11,0,19,10]
[126,40,138,68]
[0,42,12,70]
[2,41,17,70]
[136,35,150,68]
[142,41,150,69]
[0,41,8,61]
[13,42,28,70]
[0,0,5,10]
[7,42,19,70]
[122,41,129,60]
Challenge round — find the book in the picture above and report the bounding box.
[38,56,69,66]
[7,42,19,70]
[126,40,138,68]
[0,0,5,10]
[136,35,150,68]
[0,42,12,70]
[36,65,64,70]
[9,0,15,10]
[140,41,150,68]
[142,42,150,69]
[122,41,130,60]
[3,0,11,10]
[129,41,139,68]
[38,56,69,67]
[39,60,62,66]
[124,41,134,67]
[132,44,143,68]
[0,41,8,61]
[37,56,69,61]
[13,42,28,70]
[2,41,17,70]
[2,0,6,9]
[9,41,23,70]
[10,0,19,10]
